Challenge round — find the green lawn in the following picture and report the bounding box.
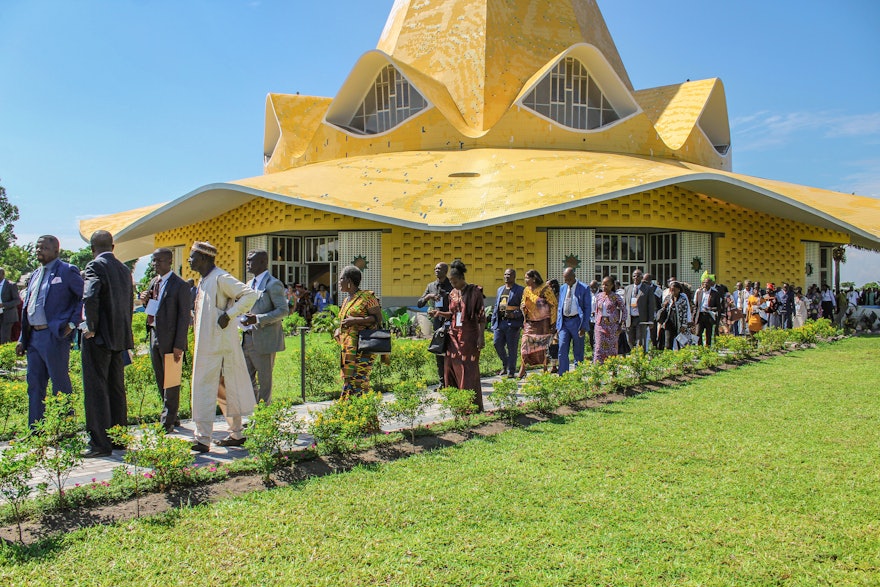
[1,337,878,585]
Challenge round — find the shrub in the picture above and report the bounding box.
[714,334,753,362]
[308,391,383,454]
[521,372,560,413]
[0,342,20,374]
[381,380,431,444]
[31,391,87,510]
[110,423,194,492]
[478,331,502,376]
[310,305,340,333]
[386,340,430,384]
[283,312,308,335]
[125,352,160,421]
[387,312,413,337]
[625,346,655,384]
[0,441,37,543]
[244,399,302,483]
[131,311,149,346]
[0,379,27,437]
[438,386,477,429]
[488,377,521,424]
[754,328,789,353]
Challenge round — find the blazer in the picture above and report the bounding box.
[0,278,21,325]
[694,287,722,316]
[623,281,657,327]
[19,259,84,349]
[83,252,134,352]
[247,272,287,354]
[148,272,192,354]
[555,280,592,333]
[491,283,525,330]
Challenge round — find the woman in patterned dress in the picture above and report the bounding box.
[432,260,486,411]
[334,265,383,396]
[517,270,558,378]
[592,276,626,364]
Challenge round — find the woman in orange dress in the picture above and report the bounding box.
[517,270,558,378]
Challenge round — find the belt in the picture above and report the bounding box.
[31,324,49,331]
[563,314,579,318]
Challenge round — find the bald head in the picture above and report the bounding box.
[90,230,114,256]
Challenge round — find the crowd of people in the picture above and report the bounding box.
[11,234,876,447]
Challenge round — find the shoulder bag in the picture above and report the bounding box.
[357,328,392,354]
[427,323,449,355]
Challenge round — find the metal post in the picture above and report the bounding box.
[299,326,307,402]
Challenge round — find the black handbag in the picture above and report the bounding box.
[427,324,448,355]
[357,329,392,354]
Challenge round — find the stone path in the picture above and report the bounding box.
[3,373,526,498]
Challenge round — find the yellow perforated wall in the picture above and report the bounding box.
[156,186,846,293]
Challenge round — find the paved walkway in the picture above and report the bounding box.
[4,373,525,497]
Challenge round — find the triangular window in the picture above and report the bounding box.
[523,57,620,130]
[347,65,427,135]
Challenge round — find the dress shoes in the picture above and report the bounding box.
[217,436,246,448]
[111,443,126,450]
[497,369,508,377]
[82,448,112,459]
[190,441,210,453]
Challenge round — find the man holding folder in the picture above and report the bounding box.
[142,248,192,433]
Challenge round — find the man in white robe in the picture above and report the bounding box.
[188,242,259,452]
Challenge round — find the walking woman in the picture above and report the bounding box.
[746,284,764,335]
[334,265,383,396]
[431,260,486,411]
[517,270,557,378]
[662,281,691,349]
[592,276,626,364]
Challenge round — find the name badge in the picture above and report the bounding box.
[456,311,463,327]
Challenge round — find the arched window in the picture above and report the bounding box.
[523,57,619,130]
[347,65,427,134]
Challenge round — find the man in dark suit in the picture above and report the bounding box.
[16,235,84,427]
[490,268,525,377]
[0,267,21,344]
[141,248,191,433]
[81,230,134,457]
[555,267,591,374]
[623,269,656,351]
[694,275,722,346]
[240,249,287,408]
[417,262,453,386]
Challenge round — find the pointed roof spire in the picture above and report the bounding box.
[377,0,631,133]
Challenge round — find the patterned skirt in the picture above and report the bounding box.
[521,319,553,366]
[341,350,375,396]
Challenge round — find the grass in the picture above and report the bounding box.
[1,337,878,585]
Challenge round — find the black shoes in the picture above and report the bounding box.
[190,441,210,453]
[83,449,112,459]
[217,436,246,448]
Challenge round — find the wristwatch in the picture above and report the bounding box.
[68,322,77,331]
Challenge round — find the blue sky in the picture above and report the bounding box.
[1,0,879,284]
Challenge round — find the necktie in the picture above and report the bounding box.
[146,279,160,326]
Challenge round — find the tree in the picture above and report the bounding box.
[0,180,20,252]
[0,243,36,283]
[61,245,94,270]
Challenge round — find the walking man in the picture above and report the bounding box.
[623,269,656,351]
[188,241,258,452]
[491,268,524,377]
[16,235,83,427]
[555,268,591,374]
[417,262,453,385]
[141,248,191,433]
[81,230,134,457]
[240,249,287,405]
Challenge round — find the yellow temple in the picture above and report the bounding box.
[80,0,880,304]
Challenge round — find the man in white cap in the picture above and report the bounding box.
[187,241,258,452]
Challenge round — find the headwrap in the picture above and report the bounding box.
[190,241,217,258]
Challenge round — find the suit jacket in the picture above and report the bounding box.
[491,283,525,330]
[694,287,722,316]
[19,260,84,349]
[148,272,192,354]
[83,252,134,351]
[623,281,657,327]
[555,280,592,332]
[247,272,287,354]
[0,279,21,325]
